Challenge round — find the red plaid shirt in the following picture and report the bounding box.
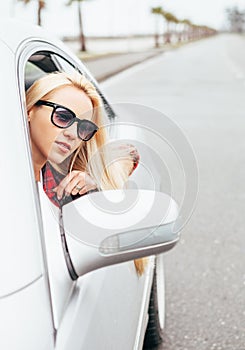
[42,162,66,207]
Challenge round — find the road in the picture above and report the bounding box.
[101,34,245,350]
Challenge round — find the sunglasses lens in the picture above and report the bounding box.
[78,120,98,141]
[52,107,74,128]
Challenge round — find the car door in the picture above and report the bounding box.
[0,39,55,350]
[17,40,154,350]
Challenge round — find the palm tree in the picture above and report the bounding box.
[162,11,176,43]
[170,14,179,43]
[181,19,192,41]
[151,7,164,48]
[67,0,91,52]
[18,0,46,26]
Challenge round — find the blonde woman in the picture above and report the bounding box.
[26,71,147,275]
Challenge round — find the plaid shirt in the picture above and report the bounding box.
[42,162,67,207]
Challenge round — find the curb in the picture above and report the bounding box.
[76,42,190,82]
[77,51,125,62]
[96,50,165,82]
[74,40,195,82]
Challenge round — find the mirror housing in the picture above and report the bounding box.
[61,189,179,278]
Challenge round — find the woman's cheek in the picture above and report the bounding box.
[34,121,61,158]
[72,139,83,153]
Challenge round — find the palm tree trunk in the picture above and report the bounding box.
[154,33,159,48]
[78,1,86,52]
[38,2,42,26]
[154,16,159,48]
[165,21,171,44]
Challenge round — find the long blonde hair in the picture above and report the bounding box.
[26,71,147,275]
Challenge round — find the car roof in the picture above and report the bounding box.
[0,18,67,53]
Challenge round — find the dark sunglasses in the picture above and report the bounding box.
[35,100,99,141]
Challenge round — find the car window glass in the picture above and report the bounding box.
[23,51,101,207]
[25,61,46,90]
[25,52,70,88]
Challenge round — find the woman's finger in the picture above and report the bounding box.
[72,174,97,196]
[78,182,97,196]
[56,171,80,199]
[64,172,96,196]
[66,172,87,195]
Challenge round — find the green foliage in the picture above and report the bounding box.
[151,7,180,24]
[151,7,163,15]
[181,19,192,26]
[163,12,178,23]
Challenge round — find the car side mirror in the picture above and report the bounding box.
[61,189,179,278]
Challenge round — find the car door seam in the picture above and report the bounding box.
[0,274,43,299]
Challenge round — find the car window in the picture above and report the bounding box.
[24,51,66,90]
[25,51,116,118]
[25,61,46,90]
[19,47,118,212]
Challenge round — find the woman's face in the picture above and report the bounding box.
[28,85,94,169]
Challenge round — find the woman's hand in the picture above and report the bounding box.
[117,143,140,176]
[53,170,97,200]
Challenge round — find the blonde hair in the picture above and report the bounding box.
[26,71,147,275]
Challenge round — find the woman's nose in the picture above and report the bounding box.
[63,123,78,140]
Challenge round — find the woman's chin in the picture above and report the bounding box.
[47,152,69,165]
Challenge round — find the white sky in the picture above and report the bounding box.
[2,0,245,38]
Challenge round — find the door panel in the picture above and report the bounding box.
[0,278,54,350]
[0,41,44,298]
[56,261,153,350]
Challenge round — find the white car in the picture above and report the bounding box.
[0,19,180,350]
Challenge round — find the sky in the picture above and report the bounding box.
[2,0,245,38]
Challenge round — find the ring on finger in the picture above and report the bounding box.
[75,185,82,191]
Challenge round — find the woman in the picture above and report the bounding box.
[26,71,147,275]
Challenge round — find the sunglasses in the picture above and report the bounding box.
[35,100,99,141]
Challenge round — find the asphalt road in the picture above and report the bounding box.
[101,34,245,350]
[84,50,164,82]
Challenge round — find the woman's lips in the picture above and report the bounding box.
[55,141,71,153]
